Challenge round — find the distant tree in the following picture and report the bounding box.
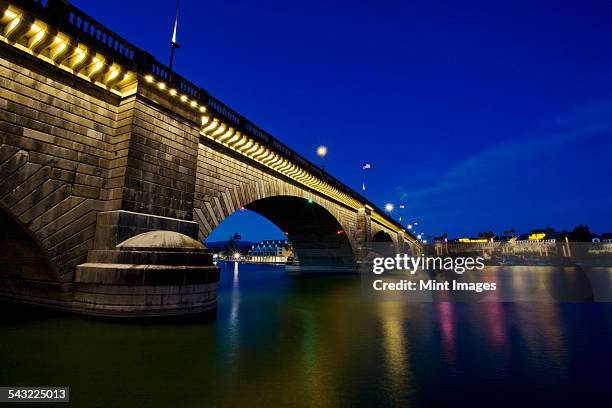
[570,225,594,242]
[225,232,243,253]
[556,230,571,241]
[477,231,495,240]
[531,226,555,234]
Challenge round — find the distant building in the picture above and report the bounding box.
[593,233,612,243]
[455,237,489,243]
[248,239,294,263]
[516,232,560,242]
[493,235,515,242]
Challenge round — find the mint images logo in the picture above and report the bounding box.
[372,255,485,274]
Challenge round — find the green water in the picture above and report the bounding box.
[1,263,612,407]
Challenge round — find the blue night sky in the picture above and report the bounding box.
[74,0,612,241]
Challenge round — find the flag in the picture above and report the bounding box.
[362,163,371,170]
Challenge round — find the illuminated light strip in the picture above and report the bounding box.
[225,133,241,145]
[200,118,400,231]
[276,161,292,172]
[254,149,270,160]
[0,3,135,94]
[211,124,226,138]
[232,136,249,149]
[263,155,280,165]
[217,128,235,143]
[238,140,254,152]
[286,166,300,178]
[199,118,366,211]
[202,119,219,133]
[244,143,260,155]
[143,74,204,115]
[28,25,46,49]
[371,213,416,242]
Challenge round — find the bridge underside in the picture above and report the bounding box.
[246,196,355,268]
[0,206,64,308]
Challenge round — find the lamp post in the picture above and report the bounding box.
[316,145,327,169]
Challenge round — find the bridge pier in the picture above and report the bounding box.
[72,211,219,317]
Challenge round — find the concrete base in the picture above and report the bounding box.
[73,263,219,318]
[73,212,220,318]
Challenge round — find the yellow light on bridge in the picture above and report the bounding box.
[169,88,177,96]
[180,95,188,102]
[4,15,21,36]
[107,69,120,81]
[528,233,546,241]
[29,29,46,48]
[158,82,166,90]
[91,57,104,73]
[144,75,154,83]
[0,4,137,94]
[71,48,86,67]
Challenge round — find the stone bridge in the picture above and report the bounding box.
[0,0,418,316]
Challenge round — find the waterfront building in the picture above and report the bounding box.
[593,233,612,243]
[248,240,294,263]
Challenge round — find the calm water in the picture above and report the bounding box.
[2,263,612,407]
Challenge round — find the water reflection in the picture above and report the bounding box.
[1,265,611,406]
[378,302,411,395]
[436,302,456,363]
[482,302,508,351]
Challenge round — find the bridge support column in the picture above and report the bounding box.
[355,207,372,264]
[73,210,219,317]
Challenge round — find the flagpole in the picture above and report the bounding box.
[361,163,371,192]
[362,169,366,191]
[169,0,181,71]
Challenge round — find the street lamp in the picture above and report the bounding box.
[316,145,328,169]
[385,203,394,212]
[316,145,328,158]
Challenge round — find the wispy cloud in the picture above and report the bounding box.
[399,99,612,201]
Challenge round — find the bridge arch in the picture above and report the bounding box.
[245,196,355,267]
[194,176,358,268]
[372,230,394,243]
[0,203,58,302]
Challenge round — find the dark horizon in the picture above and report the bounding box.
[72,0,612,242]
